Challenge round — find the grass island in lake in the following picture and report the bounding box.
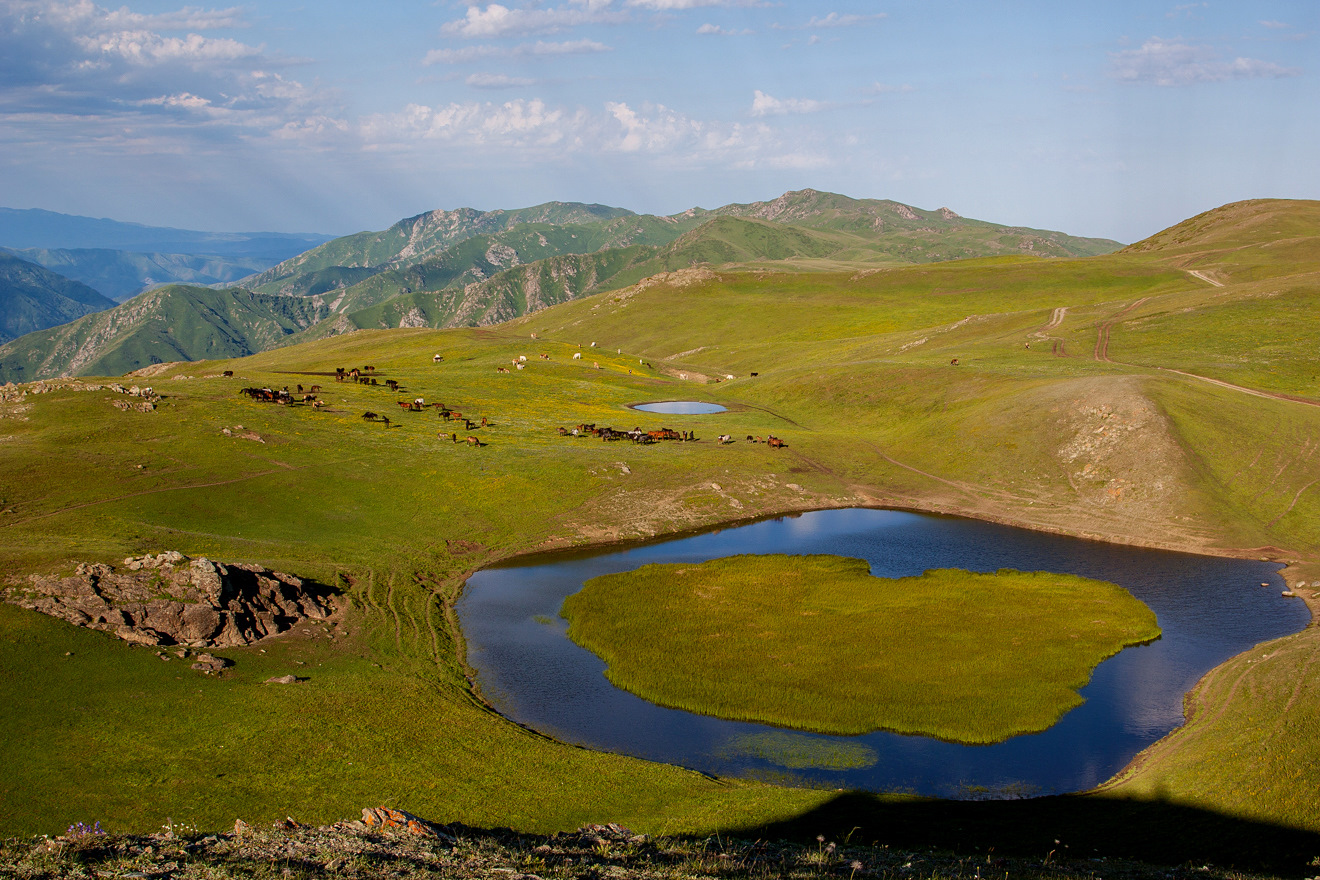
[560,554,1161,743]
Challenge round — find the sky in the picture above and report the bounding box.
[1,0,1316,242]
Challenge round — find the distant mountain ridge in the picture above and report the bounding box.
[3,247,274,303]
[0,208,333,258]
[0,190,1127,380]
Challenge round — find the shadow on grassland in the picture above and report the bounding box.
[728,792,1320,877]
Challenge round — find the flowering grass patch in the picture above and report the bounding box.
[562,555,1160,743]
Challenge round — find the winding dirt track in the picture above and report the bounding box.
[1186,269,1225,287]
[1091,292,1320,410]
[1094,298,1150,362]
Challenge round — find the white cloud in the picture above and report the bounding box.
[466,72,537,88]
[423,38,610,65]
[773,11,886,30]
[1109,37,1301,85]
[628,0,763,8]
[441,3,626,39]
[1260,20,1291,30]
[868,82,914,94]
[361,96,830,173]
[0,0,340,150]
[696,23,751,35]
[749,89,825,116]
[804,12,885,28]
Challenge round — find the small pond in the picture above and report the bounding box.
[631,401,728,414]
[457,508,1307,798]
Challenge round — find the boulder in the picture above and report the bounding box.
[3,552,338,649]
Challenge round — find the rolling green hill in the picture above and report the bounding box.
[0,252,116,344]
[0,199,1318,858]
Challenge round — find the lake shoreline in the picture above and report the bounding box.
[458,504,1309,800]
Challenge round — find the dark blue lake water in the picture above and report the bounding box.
[632,401,728,414]
[457,508,1307,798]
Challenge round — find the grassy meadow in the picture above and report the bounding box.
[1,199,1319,854]
[561,556,1159,742]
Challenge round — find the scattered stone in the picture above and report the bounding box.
[233,819,249,836]
[3,553,337,648]
[360,807,453,841]
[191,653,230,674]
[1282,590,1297,598]
[265,674,299,684]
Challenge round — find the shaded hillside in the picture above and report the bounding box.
[0,252,116,344]
[6,247,274,302]
[0,285,330,381]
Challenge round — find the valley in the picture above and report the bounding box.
[0,197,1318,874]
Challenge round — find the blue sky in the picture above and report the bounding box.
[1,0,1315,242]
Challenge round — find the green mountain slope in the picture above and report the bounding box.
[243,202,644,292]
[0,285,331,381]
[0,252,116,344]
[706,189,1121,260]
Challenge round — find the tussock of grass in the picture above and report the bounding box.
[562,555,1160,743]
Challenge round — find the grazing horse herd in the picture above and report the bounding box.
[234,361,788,452]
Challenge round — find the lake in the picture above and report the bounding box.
[457,508,1307,798]
[631,401,728,414]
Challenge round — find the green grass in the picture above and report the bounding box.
[1,198,1319,840]
[561,555,1160,742]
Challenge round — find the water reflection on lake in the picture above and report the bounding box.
[458,508,1307,797]
[631,401,728,414]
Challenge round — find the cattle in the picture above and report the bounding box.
[296,384,304,393]
[433,354,444,362]
[370,378,378,385]
[516,363,525,370]
[222,370,233,377]
[557,427,569,435]
[950,358,959,365]
[362,411,378,421]
[309,385,321,393]
[312,400,326,408]
[590,342,596,348]
[750,372,759,377]
[481,417,489,428]
[302,394,317,403]
[466,436,480,446]
[768,436,786,449]
[497,366,510,373]
[540,353,550,360]
[385,380,399,391]
[518,355,527,362]
[573,352,582,360]
[719,434,732,444]
[364,365,375,372]
[381,416,391,427]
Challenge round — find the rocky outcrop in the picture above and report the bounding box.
[3,552,336,647]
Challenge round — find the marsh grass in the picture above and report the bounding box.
[561,555,1161,742]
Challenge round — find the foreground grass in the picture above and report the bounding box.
[561,556,1160,742]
